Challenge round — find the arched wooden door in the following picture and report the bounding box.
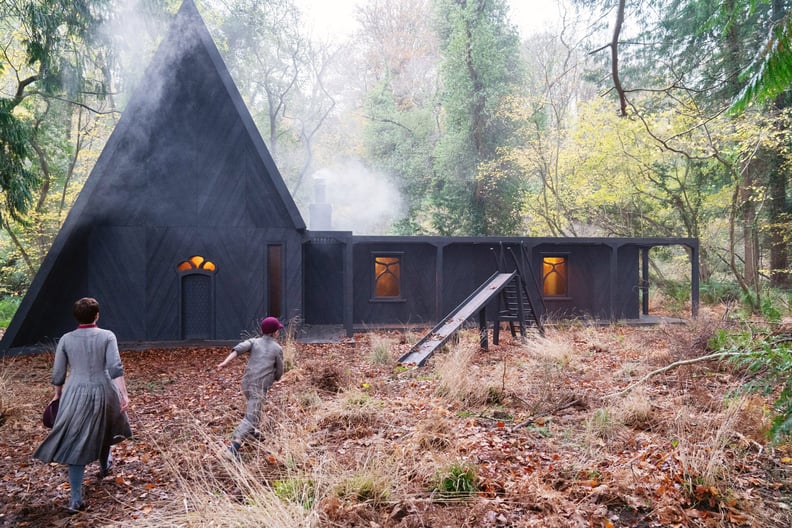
[177,256,216,339]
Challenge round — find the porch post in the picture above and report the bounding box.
[641,247,650,316]
[436,244,444,324]
[344,235,354,337]
[610,244,618,323]
[690,242,700,318]
[479,308,488,350]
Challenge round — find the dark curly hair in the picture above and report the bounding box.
[72,297,100,324]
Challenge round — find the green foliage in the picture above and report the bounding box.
[718,329,792,442]
[430,0,527,236]
[0,101,37,223]
[272,478,315,509]
[658,279,691,305]
[757,294,784,323]
[335,473,390,505]
[0,297,20,328]
[700,280,741,305]
[731,12,792,113]
[432,461,478,498]
[736,287,788,322]
[0,0,119,294]
[363,81,438,234]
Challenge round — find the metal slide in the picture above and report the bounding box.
[397,271,517,367]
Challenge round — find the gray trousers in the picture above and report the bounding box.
[232,388,266,442]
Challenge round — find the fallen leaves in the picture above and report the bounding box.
[0,327,790,527]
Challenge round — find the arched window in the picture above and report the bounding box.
[177,255,216,272]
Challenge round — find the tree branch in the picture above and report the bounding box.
[606,350,748,398]
[611,0,627,116]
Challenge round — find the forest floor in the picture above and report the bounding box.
[1,311,792,527]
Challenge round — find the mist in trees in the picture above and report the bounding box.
[2,0,792,312]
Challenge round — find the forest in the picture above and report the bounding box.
[1,0,792,326]
[3,2,792,526]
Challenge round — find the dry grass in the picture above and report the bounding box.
[367,334,396,365]
[130,428,316,527]
[318,387,384,434]
[433,340,491,406]
[509,330,585,417]
[672,396,752,492]
[281,318,300,372]
[124,414,414,527]
[0,360,14,426]
[613,386,655,430]
[522,333,576,368]
[4,314,791,528]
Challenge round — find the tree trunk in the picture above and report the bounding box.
[741,158,761,291]
[767,144,790,288]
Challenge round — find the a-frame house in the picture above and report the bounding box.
[1,0,306,352]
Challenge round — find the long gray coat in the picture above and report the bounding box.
[33,327,132,465]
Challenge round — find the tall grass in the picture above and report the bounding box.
[153,434,316,527]
[434,340,489,405]
[281,317,300,372]
[124,418,419,527]
[367,334,395,365]
[0,361,14,426]
[673,397,748,494]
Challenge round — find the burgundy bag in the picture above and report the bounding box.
[42,399,60,428]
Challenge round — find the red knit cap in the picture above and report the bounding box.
[260,316,284,335]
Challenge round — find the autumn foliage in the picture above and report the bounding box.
[1,317,791,527]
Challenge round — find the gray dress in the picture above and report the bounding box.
[34,327,132,466]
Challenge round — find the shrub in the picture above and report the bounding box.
[273,478,316,509]
[0,296,19,329]
[432,461,478,499]
[718,328,792,442]
[368,335,395,365]
[335,473,391,505]
[699,280,741,305]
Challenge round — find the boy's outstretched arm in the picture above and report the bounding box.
[218,350,238,368]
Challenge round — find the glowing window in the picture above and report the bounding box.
[177,255,217,272]
[542,256,567,297]
[374,256,401,298]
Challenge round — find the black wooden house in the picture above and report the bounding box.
[0,0,699,354]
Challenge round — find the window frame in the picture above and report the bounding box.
[541,253,570,299]
[370,252,405,302]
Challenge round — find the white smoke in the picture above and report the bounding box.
[310,160,403,235]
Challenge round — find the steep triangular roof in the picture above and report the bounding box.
[1,0,306,353]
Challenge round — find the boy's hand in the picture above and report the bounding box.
[218,350,237,369]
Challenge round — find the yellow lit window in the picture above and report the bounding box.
[177,255,217,272]
[374,256,401,298]
[542,256,567,296]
